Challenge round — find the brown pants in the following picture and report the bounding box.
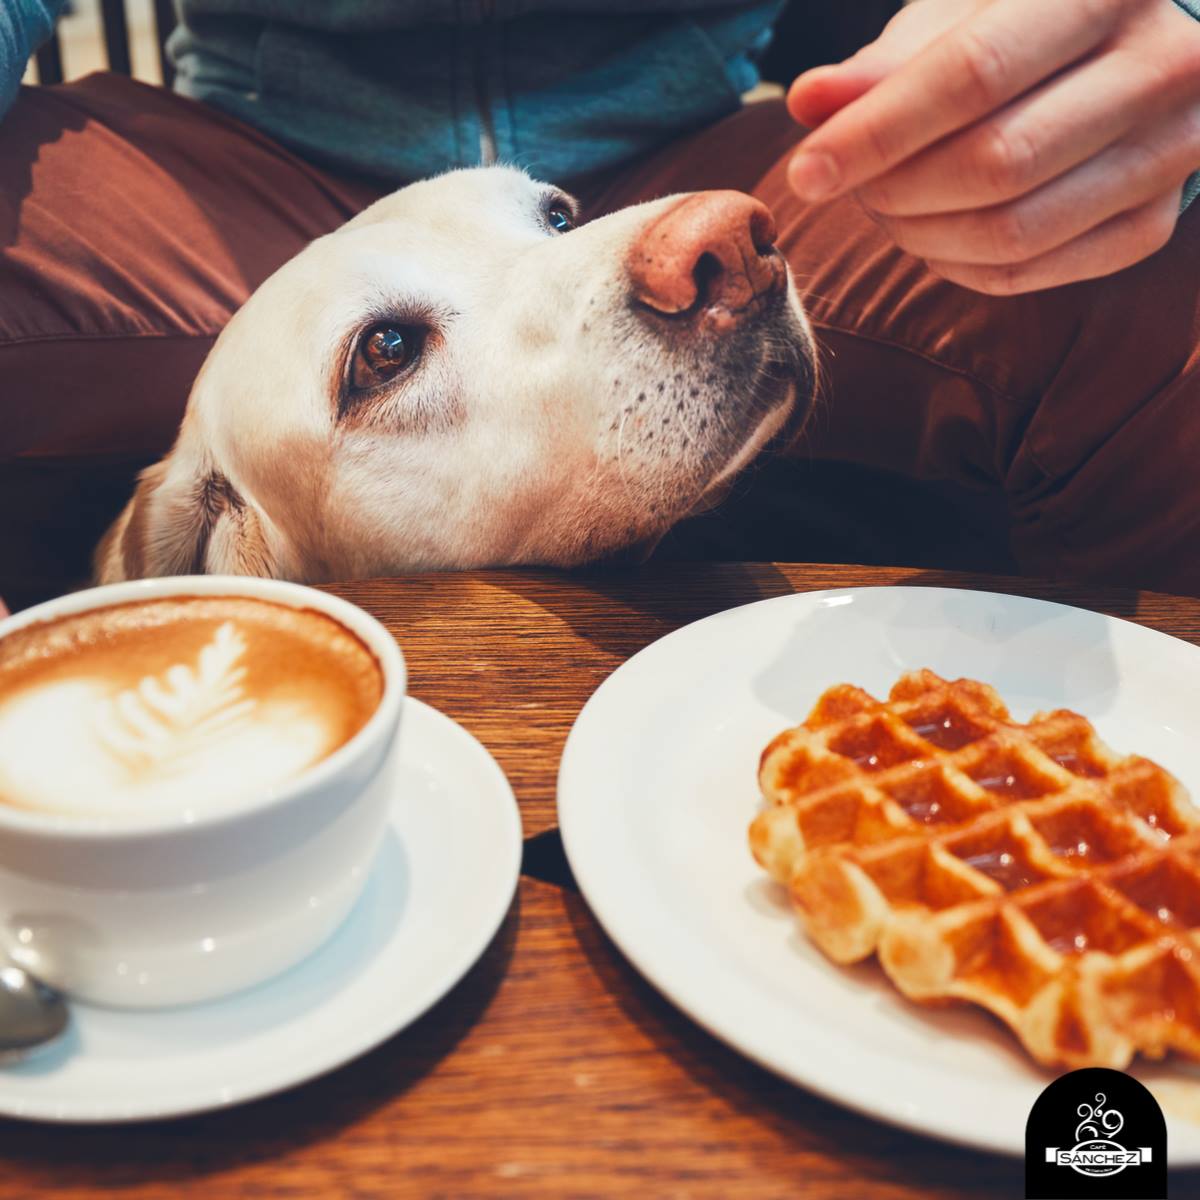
[3,73,1199,606]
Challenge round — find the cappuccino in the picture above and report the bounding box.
[0,596,383,819]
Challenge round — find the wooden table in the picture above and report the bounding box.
[5,563,1200,1198]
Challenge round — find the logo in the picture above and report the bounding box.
[1047,1092,1149,1177]
[1026,1068,1167,1199]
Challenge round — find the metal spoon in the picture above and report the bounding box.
[0,963,68,1063]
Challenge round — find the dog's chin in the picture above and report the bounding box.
[685,361,808,518]
[594,349,811,568]
[595,383,801,569]
[579,298,814,569]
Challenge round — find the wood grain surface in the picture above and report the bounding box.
[337,562,1200,839]
[3,562,1198,1198]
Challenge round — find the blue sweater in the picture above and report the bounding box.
[166,0,784,180]
[3,0,1199,201]
[2,0,783,180]
[1,0,60,109]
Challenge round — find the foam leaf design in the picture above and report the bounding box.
[93,621,258,775]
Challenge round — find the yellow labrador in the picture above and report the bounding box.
[97,167,815,584]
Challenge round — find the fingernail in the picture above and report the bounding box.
[789,151,840,201]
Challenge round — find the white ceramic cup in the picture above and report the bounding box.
[0,575,405,1008]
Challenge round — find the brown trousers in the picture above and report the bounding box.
[3,73,1199,606]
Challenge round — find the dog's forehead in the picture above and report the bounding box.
[268,166,554,317]
[213,165,561,391]
[250,166,557,344]
[341,166,549,245]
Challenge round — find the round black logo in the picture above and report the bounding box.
[1025,1068,1167,1198]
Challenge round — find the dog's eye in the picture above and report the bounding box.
[546,204,576,234]
[351,323,423,390]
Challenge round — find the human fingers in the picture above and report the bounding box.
[858,56,1144,218]
[787,59,890,131]
[788,0,1124,201]
[924,188,1182,294]
[871,101,1200,266]
[786,0,990,129]
[858,0,1200,217]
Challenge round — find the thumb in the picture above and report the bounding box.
[786,0,985,129]
[786,40,901,130]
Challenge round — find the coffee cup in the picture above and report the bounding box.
[0,576,404,1008]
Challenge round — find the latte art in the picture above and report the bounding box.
[95,622,256,771]
[0,597,383,818]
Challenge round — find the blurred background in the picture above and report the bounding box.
[22,0,166,86]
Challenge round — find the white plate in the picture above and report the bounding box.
[0,697,521,1123]
[558,586,1200,1161]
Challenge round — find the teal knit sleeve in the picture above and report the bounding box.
[0,1,68,123]
[1173,0,1200,209]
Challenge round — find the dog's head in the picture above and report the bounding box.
[99,167,816,583]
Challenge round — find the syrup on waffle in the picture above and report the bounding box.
[749,669,1200,1069]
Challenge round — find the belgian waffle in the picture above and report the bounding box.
[749,669,1200,1068]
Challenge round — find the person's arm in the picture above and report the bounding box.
[786,0,1200,295]
[0,1,68,120]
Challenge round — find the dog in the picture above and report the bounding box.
[96,166,816,584]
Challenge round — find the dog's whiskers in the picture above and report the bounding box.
[614,404,641,508]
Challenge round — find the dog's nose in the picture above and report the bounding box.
[628,191,784,318]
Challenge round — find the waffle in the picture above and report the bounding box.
[749,669,1200,1069]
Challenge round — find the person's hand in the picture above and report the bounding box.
[786,0,1200,294]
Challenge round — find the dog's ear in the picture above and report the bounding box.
[96,450,279,583]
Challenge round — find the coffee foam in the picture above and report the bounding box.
[0,597,384,819]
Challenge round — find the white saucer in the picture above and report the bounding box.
[0,697,521,1123]
[558,586,1200,1161]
